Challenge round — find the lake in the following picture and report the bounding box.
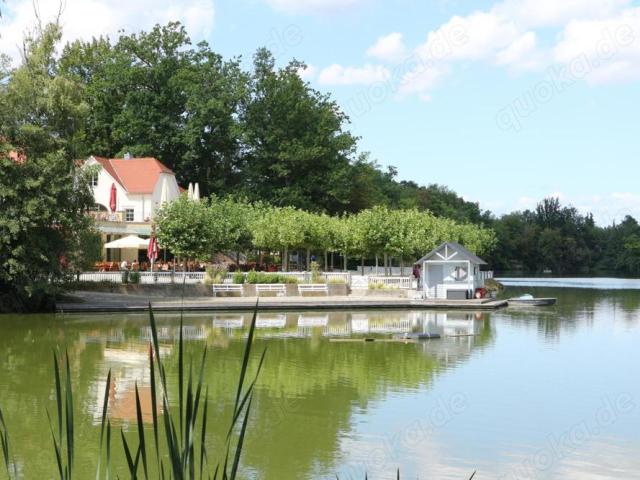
[1,283,639,479]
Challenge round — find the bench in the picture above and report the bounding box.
[298,284,329,296]
[212,284,244,297]
[255,284,287,297]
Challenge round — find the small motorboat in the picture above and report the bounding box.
[508,294,557,307]
[393,332,441,340]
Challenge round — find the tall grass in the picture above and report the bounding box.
[0,303,476,479]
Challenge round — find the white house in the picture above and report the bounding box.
[83,155,182,261]
[417,242,492,300]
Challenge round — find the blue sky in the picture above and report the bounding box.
[2,0,640,223]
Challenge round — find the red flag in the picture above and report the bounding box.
[109,183,117,213]
[147,236,159,262]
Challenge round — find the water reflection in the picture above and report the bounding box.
[0,287,638,478]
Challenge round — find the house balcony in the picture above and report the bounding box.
[88,211,125,222]
[88,210,153,236]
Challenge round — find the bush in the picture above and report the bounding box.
[327,277,347,284]
[233,272,246,284]
[205,265,228,285]
[484,278,504,292]
[245,270,298,284]
[129,271,141,284]
[310,261,324,283]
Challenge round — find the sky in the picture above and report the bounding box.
[2,0,640,224]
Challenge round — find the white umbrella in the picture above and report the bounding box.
[104,235,150,249]
[193,182,200,202]
[160,177,169,205]
[187,182,194,200]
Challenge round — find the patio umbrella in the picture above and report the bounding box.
[109,183,117,212]
[147,235,159,262]
[160,177,169,205]
[187,182,194,200]
[147,234,159,273]
[103,235,150,249]
[193,182,200,202]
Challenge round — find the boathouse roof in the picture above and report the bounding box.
[417,242,487,265]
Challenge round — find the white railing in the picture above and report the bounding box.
[223,271,351,285]
[354,266,411,276]
[479,271,494,282]
[367,276,414,289]
[78,271,206,284]
[322,272,351,284]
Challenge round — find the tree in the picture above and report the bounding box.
[250,206,305,271]
[0,22,95,312]
[241,49,357,213]
[0,146,94,312]
[156,195,217,262]
[0,22,88,160]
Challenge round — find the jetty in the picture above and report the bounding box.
[57,292,508,313]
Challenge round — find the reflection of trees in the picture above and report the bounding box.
[499,287,640,340]
[0,309,493,479]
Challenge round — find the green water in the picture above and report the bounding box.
[1,285,639,479]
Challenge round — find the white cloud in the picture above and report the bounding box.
[0,0,215,59]
[262,0,361,15]
[495,31,547,71]
[345,0,639,100]
[297,63,318,80]
[366,32,408,63]
[318,63,390,85]
[553,7,640,84]
[495,0,631,28]
[419,12,519,62]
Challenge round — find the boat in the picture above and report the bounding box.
[393,332,441,340]
[508,294,557,307]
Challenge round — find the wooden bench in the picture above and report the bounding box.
[255,284,286,297]
[212,284,244,297]
[298,284,329,296]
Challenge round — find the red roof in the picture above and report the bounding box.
[93,156,174,194]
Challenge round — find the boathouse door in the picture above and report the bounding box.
[427,264,443,298]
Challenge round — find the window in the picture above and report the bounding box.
[91,174,98,187]
[125,208,134,222]
[454,266,468,281]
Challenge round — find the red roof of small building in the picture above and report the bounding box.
[93,156,175,194]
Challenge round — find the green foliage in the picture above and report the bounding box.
[204,265,228,285]
[232,272,246,284]
[485,197,621,274]
[0,146,94,312]
[128,271,141,284]
[309,261,323,283]
[156,196,217,261]
[245,271,298,284]
[484,278,504,293]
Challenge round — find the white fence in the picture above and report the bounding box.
[223,271,351,284]
[366,276,414,289]
[77,270,491,289]
[478,271,494,282]
[78,271,205,284]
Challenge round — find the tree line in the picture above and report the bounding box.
[156,196,496,274]
[485,197,640,276]
[3,20,640,311]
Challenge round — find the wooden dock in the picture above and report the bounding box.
[57,292,508,313]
